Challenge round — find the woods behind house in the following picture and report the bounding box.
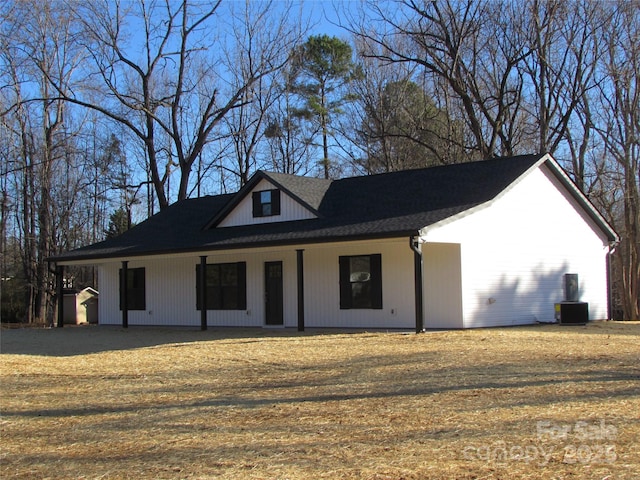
[1,0,638,323]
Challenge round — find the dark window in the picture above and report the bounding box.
[252,189,281,217]
[119,267,146,311]
[196,262,247,310]
[339,254,382,309]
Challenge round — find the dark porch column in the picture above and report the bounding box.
[56,265,64,328]
[296,249,305,332]
[121,260,128,328]
[200,256,207,331]
[411,238,424,333]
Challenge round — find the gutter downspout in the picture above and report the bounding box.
[410,235,425,333]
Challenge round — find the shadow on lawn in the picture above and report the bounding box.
[3,356,639,420]
[0,324,382,357]
[3,321,637,356]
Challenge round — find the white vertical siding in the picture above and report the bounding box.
[422,243,464,328]
[219,179,316,227]
[146,258,199,325]
[96,239,417,329]
[303,239,415,329]
[97,263,119,325]
[96,251,298,327]
[424,164,610,327]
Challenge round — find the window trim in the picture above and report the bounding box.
[196,261,247,311]
[252,189,281,218]
[339,254,383,310]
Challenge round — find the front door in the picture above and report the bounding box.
[265,261,283,325]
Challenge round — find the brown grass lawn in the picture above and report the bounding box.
[1,322,639,479]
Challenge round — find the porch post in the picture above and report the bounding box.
[56,264,64,328]
[121,260,128,328]
[200,256,207,331]
[411,238,424,333]
[296,249,305,332]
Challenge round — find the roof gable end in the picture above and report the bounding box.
[416,153,618,244]
[542,155,618,243]
[204,171,332,229]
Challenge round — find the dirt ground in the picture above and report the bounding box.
[1,322,639,479]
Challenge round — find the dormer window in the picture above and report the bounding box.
[252,189,281,217]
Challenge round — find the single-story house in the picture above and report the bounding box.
[49,153,618,331]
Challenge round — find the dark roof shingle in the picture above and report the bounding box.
[51,155,545,262]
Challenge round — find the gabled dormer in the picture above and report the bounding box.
[204,171,332,229]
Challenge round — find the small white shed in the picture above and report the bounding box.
[63,287,99,324]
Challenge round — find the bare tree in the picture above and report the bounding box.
[594,1,640,319]
[518,0,607,190]
[349,1,533,159]
[218,1,306,188]
[1,0,84,323]
[347,39,464,173]
[45,0,300,209]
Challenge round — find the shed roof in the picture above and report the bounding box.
[50,154,616,263]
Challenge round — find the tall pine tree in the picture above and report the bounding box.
[104,208,131,239]
[289,35,361,178]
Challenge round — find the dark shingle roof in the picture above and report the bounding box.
[51,154,552,262]
[262,171,332,213]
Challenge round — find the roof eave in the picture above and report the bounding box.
[48,230,418,265]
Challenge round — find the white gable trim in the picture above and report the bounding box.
[419,154,548,238]
[204,171,323,229]
[419,154,618,244]
[542,157,618,244]
[217,178,317,227]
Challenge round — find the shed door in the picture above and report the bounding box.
[265,261,284,325]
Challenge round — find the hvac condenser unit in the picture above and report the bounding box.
[554,273,589,325]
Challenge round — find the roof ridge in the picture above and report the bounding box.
[334,154,544,182]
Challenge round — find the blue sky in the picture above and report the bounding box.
[298,0,353,38]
